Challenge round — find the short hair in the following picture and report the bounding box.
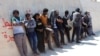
[43,8,48,12]
[76,8,80,12]
[84,11,89,15]
[33,13,40,19]
[25,13,30,17]
[13,10,19,15]
[65,10,69,14]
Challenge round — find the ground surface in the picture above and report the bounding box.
[40,32,100,56]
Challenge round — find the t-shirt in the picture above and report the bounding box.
[11,17,25,34]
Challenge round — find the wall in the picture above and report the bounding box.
[1,0,99,56]
[80,0,100,32]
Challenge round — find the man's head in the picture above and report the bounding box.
[25,13,31,20]
[13,10,19,17]
[75,8,80,12]
[43,8,48,15]
[85,11,89,15]
[65,10,69,16]
[54,10,59,17]
[33,13,40,20]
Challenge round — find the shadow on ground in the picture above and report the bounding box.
[40,31,100,56]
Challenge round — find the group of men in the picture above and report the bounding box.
[11,8,95,56]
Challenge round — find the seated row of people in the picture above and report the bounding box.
[11,8,95,56]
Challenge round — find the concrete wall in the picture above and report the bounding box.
[80,0,100,32]
[0,0,100,56]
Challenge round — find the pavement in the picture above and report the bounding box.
[40,31,100,56]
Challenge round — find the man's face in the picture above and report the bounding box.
[43,12,48,15]
[36,15,40,19]
[55,11,59,16]
[14,13,19,17]
[26,16,31,20]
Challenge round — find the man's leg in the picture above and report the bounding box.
[32,32,38,54]
[37,31,45,53]
[22,34,27,56]
[53,28,61,48]
[72,27,76,42]
[76,27,81,43]
[46,30,53,50]
[65,28,71,43]
[14,34,25,56]
[59,29,65,45]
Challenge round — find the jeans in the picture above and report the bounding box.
[53,28,60,47]
[27,31,38,53]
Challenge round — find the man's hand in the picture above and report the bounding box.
[47,25,51,28]
[37,29,43,32]
[57,19,63,23]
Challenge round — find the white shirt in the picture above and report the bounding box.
[11,17,25,34]
[72,12,80,23]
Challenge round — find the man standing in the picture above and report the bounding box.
[84,12,95,36]
[50,10,62,48]
[11,10,27,56]
[72,8,82,43]
[40,8,53,51]
[63,10,72,43]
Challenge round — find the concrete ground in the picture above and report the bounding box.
[40,31,100,56]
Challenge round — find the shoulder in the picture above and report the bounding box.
[63,16,66,18]
[11,17,16,19]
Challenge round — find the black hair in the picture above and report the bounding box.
[13,10,19,15]
[72,11,75,14]
[43,8,48,12]
[84,11,88,15]
[33,13,40,19]
[25,13,30,17]
[65,10,69,15]
[76,8,80,12]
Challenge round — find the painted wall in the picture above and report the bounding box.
[1,0,100,56]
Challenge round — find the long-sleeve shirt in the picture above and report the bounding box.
[63,15,70,25]
[40,14,48,27]
[50,12,58,28]
[72,12,80,23]
[11,16,25,34]
[24,18,36,32]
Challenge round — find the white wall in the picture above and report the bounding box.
[80,0,100,32]
[0,0,82,56]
